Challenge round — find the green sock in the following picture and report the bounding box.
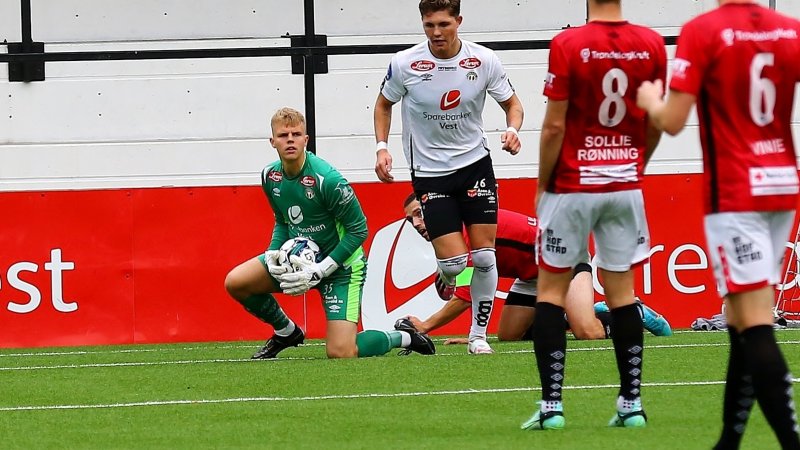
[386,330,405,347]
[240,294,289,329]
[356,330,403,357]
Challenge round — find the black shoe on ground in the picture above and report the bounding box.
[394,318,417,333]
[394,318,435,355]
[251,327,305,359]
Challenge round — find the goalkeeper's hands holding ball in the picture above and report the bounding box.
[264,250,291,277]
[279,256,339,296]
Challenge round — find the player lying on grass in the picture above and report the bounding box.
[400,194,672,347]
[224,108,435,359]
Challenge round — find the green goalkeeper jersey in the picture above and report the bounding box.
[260,151,367,268]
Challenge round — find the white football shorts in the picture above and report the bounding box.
[704,210,795,297]
[537,190,650,272]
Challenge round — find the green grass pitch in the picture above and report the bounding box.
[1,330,798,449]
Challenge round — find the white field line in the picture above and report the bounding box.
[0,358,313,371]
[2,379,800,412]
[1,326,797,358]
[0,343,310,358]
[0,323,796,360]
[1,341,799,371]
[0,328,800,358]
[0,344,736,370]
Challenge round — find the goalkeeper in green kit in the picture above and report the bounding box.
[225,107,435,359]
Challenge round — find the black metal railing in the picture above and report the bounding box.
[0,0,678,150]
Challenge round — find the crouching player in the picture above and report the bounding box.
[224,108,435,359]
[401,194,671,348]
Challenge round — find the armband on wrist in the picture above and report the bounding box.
[376,141,388,152]
[506,126,519,136]
[319,256,339,278]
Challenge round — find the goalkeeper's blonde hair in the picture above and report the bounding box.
[270,107,306,134]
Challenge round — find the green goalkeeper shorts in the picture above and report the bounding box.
[258,253,365,322]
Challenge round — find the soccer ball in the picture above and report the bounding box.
[278,237,321,272]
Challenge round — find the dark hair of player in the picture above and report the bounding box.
[403,192,418,208]
[418,0,460,17]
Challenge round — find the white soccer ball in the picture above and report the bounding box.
[278,237,321,272]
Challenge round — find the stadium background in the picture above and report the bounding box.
[1,0,800,347]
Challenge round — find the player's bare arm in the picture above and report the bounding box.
[636,80,696,136]
[373,93,396,182]
[498,94,524,155]
[411,296,471,334]
[537,99,568,202]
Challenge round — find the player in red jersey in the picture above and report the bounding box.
[637,1,800,447]
[526,0,667,431]
[400,193,673,345]
[399,193,607,347]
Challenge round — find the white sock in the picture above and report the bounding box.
[468,248,498,340]
[438,269,456,286]
[274,321,296,337]
[616,395,641,413]
[436,254,468,285]
[397,331,412,347]
[541,400,562,412]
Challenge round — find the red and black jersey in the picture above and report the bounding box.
[544,21,666,193]
[670,3,800,213]
[464,209,538,281]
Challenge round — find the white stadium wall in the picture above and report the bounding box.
[1,0,784,192]
[1,0,799,347]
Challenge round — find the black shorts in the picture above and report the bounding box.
[573,262,592,276]
[505,290,536,308]
[505,263,590,309]
[412,155,498,240]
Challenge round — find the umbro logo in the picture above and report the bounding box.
[440,90,461,111]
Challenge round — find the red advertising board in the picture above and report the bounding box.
[0,174,795,348]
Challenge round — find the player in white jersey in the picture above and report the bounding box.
[373,0,524,354]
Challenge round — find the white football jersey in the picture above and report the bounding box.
[380,40,515,177]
